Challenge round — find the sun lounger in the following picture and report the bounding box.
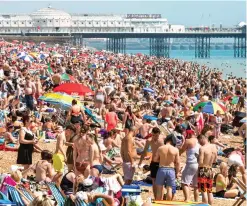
[17,185,34,202]
[232,177,246,206]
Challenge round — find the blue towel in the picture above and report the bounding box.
[132,181,152,187]
[143,115,158,121]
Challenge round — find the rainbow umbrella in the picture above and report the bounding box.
[223,95,240,104]
[39,92,82,110]
[193,101,226,114]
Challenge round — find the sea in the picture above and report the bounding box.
[125,49,246,79]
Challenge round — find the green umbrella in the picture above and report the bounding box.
[231,96,239,104]
[61,73,70,81]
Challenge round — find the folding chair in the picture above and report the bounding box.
[46,182,66,206]
[5,184,25,206]
[232,177,246,206]
[17,185,34,202]
[0,191,16,205]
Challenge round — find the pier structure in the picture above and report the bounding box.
[0,6,246,58]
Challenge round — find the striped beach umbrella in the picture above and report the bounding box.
[193,101,226,114]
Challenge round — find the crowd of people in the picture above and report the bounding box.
[0,40,246,206]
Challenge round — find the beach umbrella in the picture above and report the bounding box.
[193,101,226,114]
[144,61,153,65]
[143,88,155,93]
[61,73,75,81]
[53,53,64,58]
[53,83,93,96]
[12,40,19,43]
[17,52,26,58]
[29,52,38,59]
[95,51,103,55]
[38,53,49,59]
[223,95,240,104]
[136,53,143,56]
[18,55,34,62]
[39,92,82,110]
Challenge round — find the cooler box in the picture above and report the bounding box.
[121,185,141,197]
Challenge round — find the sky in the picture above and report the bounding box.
[0,1,246,27]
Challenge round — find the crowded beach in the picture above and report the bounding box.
[0,40,246,206]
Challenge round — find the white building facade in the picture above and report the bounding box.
[0,6,185,34]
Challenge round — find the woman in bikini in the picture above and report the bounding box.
[87,133,103,177]
[4,123,19,150]
[67,99,86,124]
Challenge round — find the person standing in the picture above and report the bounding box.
[153,134,180,201]
[180,133,200,202]
[17,116,38,172]
[24,76,36,111]
[121,127,137,185]
[197,134,217,205]
[52,126,66,182]
[105,106,118,131]
[214,110,222,139]
[65,125,77,172]
[73,125,90,177]
[138,127,164,199]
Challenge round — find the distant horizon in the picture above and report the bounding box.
[0,1,245,27]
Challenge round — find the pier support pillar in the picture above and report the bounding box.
[106,37,126,54]
[195,36,210,58]
[149,38,170,57]
[234,36,246,58]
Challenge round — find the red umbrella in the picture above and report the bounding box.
[95,51,103,55]
[12,40,19,43]
[144,61,153,65]
[136,53,143,56]
[54,83,93,96]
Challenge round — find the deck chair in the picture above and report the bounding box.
[46,182,66,206]
[16,185,34,202]
[232,177,246,206]
[0,191,16,205]
[5,184,25,206]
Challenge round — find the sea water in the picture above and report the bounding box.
[126,49,246,78]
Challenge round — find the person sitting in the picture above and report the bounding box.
[4,123,19,150]
[23,150,60,184]
[29,194,54,206]
[215,162,239,198]
[60,170,76,195]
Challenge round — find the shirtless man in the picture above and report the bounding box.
[73,125,90,177]
[121,127,137,185]
[25,76,36,111]
[138,127,164,199]
[197,134,217,205]
[138,119,154,139]
[52,126,66,181]
[35,78,43,100]
[153,134,180,200]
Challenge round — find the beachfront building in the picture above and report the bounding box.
[0,6,185,34]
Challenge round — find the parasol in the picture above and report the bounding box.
[53,83,93,96]
[193,101,226,114]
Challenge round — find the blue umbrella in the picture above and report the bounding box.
[143,115,158,121]
[143,88,155,93]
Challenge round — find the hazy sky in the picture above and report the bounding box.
[0,1,246,27]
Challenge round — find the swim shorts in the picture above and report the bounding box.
[122,162,135,181]
[52,153,65,173]
[198,167,213,193]
[155,167,175,188]
[150,161,159,178]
